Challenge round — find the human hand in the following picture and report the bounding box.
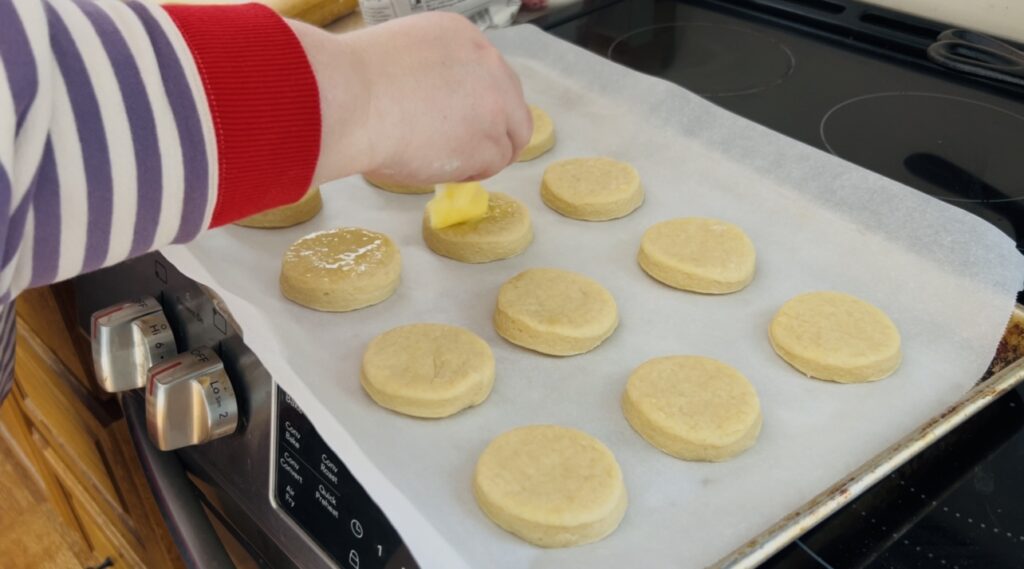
[292,13,532,186]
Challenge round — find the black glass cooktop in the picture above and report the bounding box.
[542,0,1024,258]
[539,0,1024,567]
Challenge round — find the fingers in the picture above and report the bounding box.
[456,122,517,181]
[470,143,516,181]
[500,60,532,158]
[505,100,532,161]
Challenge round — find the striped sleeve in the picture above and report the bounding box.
[0,0,321,400]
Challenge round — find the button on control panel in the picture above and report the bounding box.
[275,388,418,569]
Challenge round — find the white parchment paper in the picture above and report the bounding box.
[162,26,1024,569]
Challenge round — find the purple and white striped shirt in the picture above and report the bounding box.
[0,0,323,401]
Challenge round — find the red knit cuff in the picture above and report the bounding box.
[164,3,321,227]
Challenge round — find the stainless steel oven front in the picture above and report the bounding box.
[74,251,418,569]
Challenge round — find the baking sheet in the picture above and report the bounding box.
[161,26,1024,569]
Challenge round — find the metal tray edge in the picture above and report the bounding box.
[712,304,1024,568]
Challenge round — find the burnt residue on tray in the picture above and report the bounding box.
[984,307,1024,381]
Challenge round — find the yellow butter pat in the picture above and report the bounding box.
[427,182,490,229]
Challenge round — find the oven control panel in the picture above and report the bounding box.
[274,387,418,569]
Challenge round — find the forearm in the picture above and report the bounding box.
[286,19,372,185]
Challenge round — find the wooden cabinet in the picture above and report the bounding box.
[0,285,184,569]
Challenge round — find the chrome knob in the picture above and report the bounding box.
[146,347,238,451]
[91,296,177,392]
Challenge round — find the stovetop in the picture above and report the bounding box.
[537,0,1024,567]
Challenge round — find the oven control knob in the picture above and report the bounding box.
[146,347,238,451]
[91,296,178,393]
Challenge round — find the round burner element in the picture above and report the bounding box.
[820,93,1024,203]
[608,23,794,97]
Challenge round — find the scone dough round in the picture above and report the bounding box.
[770,291,901,383]
[422,192,533,263]
[623,356,762,462]
[517,106,556,162]
[473,425,628,547]
[235,187,322,228]
[541,157,643,221]
[363,175,434,195]
[638,217,756,293]
[361,324,495,418]
[280,227,401,312]
[494,268,618,356]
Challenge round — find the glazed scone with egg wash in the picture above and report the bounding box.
[363,175,434,195]
[769,291,901,383]
[235,187,322,228]
[623,356,762,462]
[423,192,533,263]
[280,228,401,312]
[494,268,618,356]
[361,324,495,418]
[517,106,555,162]
[638,217,756,293]
[540,157,643,221]
[473,425,628,547]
